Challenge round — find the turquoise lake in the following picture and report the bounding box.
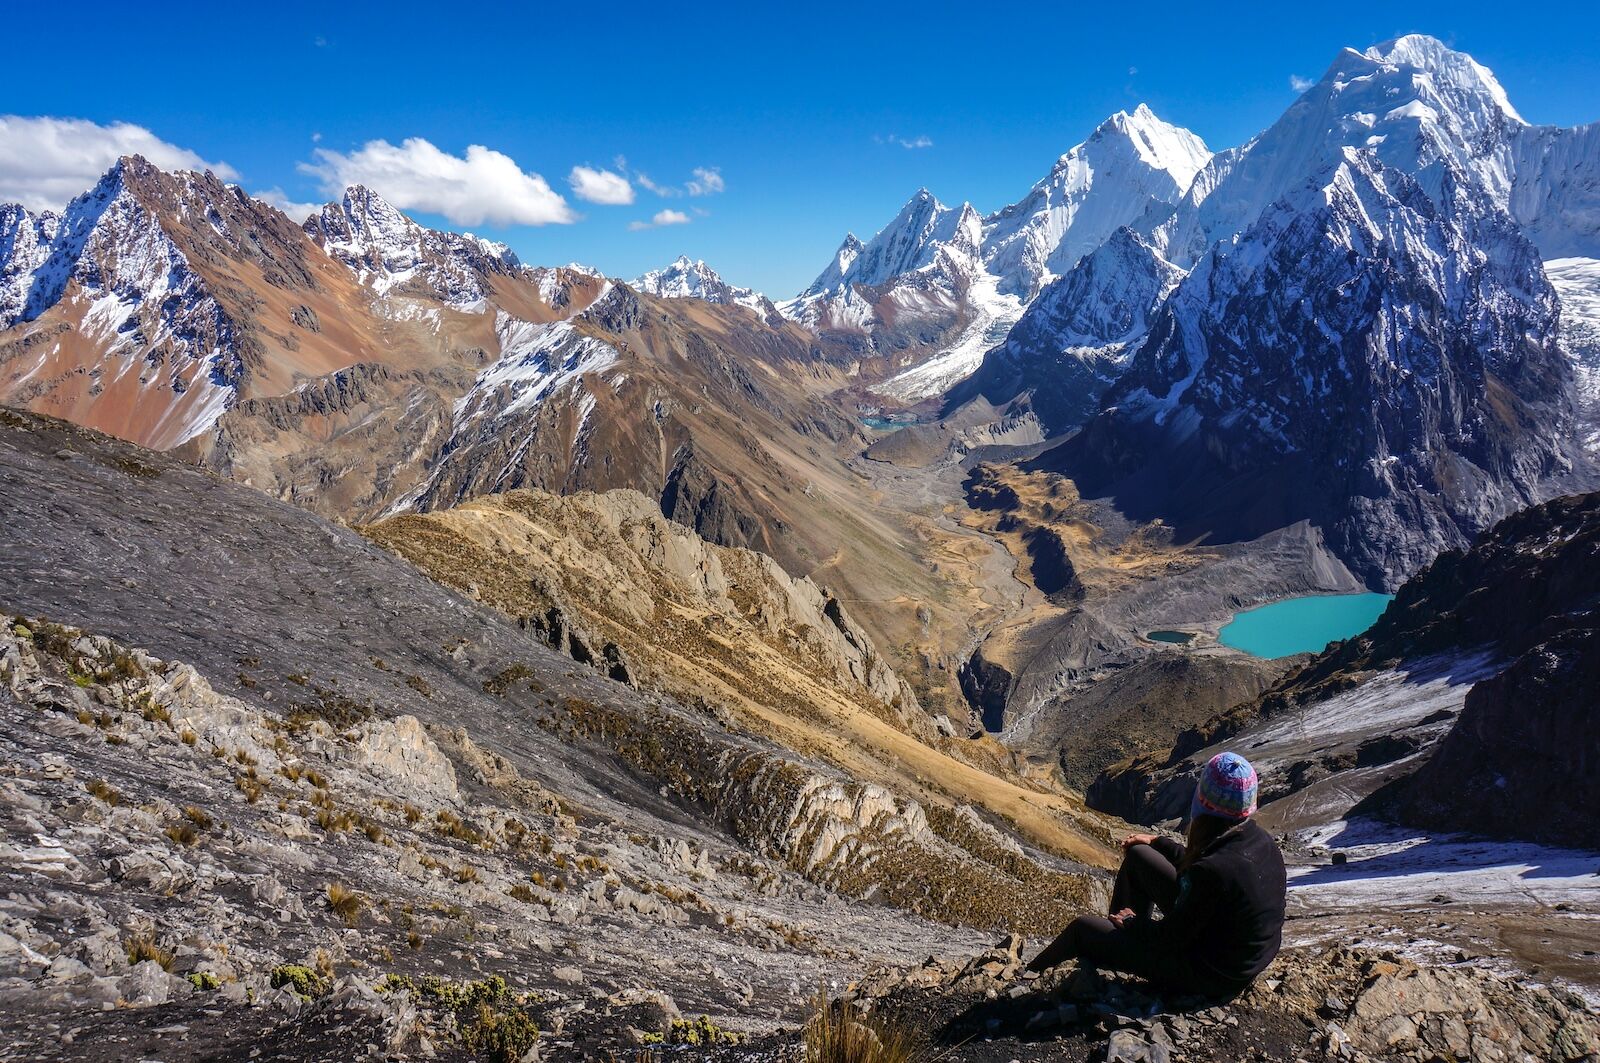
[1218,593,1393,659]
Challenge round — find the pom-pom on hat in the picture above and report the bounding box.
[1190,751,1258,823]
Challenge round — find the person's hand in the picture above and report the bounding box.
[1108,907,1136,928]
[1121,833,1157,849]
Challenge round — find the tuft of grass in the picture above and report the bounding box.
[482,664,535,696]
[805,994,924,1063]
[377,975,538,1063]
[325,882,365,926]
[180,729,198,746]
[455,864,480,884]
[139,695,170,724]
[86,779,121,806]
[124,934,175,971]
[270,963,328,1000]
[165,823,199,847]
[315,807,355,833]
[182,805,213,830]
[434,809,483,845]
[462,1001,540,1063]
[669,1016,745,1046]
[407,929,423,950]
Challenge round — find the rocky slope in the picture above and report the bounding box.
[357,488,1113,857]
[800,938,1597,1063]
[1397,622,1600,849]
[0,409,1139,1056]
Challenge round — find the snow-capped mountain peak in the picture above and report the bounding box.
[837,189,981,293]
[1364,34,1524,125]
[981,104,1210,298]
[1155,34,1531,268]
[1090,103,1213,187]
[631,255,769,312]
[305,184,522,310]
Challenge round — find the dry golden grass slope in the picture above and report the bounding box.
[363,488,1121,868]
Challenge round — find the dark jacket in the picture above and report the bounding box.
[1149,820,1286,990]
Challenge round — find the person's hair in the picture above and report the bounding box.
[1179,813,1237,873]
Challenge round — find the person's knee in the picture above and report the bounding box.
[1124,841,1162,866]
[1063,914,1110,950]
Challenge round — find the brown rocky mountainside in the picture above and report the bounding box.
[0,411,1121,1048]
[361,488,1114,865]
[0,159,1016,726]
[0,157,605,451]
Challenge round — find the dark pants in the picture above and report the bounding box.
[1028,843,1200,992]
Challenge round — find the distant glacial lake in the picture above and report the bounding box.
[1218,593,1393,659]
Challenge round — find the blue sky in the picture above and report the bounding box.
[4,0,1597,295]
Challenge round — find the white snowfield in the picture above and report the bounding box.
[869,273,1023,401]
[1289,818,1600,912]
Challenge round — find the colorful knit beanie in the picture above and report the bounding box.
[1190,752,1258,823]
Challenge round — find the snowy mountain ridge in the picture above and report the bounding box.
[0,159,607,450]
[967,33,1600,442]
[782,106,1211,400]
[631,255,770,313]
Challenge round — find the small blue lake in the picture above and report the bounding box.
[1218,593,1393,659]
[862,416,917,431]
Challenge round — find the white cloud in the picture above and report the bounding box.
[630,165,725,198]
[1128,66,1139,75]
[301,137,576,226]
[254,186,322,222]
[686,166,725,196]
[0,115,237,212]
[567,165,634,205]
[628,209,691,231]
[635,172,675,197]
[877,133,933,150]
[1290,74,1316,93]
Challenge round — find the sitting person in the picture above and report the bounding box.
[1028,752,1286,998]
